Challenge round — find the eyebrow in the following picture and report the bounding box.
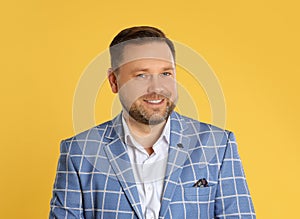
[131,66,175,73]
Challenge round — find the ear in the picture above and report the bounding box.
[107,68,118,93]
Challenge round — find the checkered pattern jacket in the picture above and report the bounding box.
[49,112,255,218]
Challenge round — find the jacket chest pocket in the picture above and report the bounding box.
[184,185,217,200]
[183,185,217,218]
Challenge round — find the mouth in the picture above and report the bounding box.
[143,99,165,105]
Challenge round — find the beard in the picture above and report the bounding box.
[123,93,176,125]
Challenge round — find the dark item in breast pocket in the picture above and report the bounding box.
[193,178,209,187]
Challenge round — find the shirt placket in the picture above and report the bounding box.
[143,156,156,219]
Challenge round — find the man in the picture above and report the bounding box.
[50,26,255,218]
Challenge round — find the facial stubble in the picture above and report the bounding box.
[128,97,176,125]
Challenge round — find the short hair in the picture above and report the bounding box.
[109,26,175,70]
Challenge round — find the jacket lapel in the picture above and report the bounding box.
[103,114,144,219]
[159,112,191,218]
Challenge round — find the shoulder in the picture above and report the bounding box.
[173,113,238,161]
[172,111,231,134]
[171,112,234,146]
[65,120,113,142]
[59,119,114,154]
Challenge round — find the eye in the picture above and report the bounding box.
[161,72,172,77]
[136,73,146,78]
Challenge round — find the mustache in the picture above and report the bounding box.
[140,92,171,100]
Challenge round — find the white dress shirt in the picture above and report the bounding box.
[122,116,170,219]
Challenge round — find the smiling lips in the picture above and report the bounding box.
[144,99,165,105]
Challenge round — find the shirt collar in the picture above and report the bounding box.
[122,113,171,150]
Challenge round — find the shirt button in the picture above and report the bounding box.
[147,185,152,191]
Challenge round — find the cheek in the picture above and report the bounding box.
[118,80,147,103]
[168,83,178,103]
[164,77,177,88]
[165,80,177,94]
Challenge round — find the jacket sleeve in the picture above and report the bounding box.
[214,132,256,218]
[49,140,84,219]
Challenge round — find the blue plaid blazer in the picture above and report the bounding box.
[50,112,255,218]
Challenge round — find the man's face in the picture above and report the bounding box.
[108,41,178,125]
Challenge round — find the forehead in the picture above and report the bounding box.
[120,42,174,66]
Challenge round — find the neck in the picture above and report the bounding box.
[123,113,167,154]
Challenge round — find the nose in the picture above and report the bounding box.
[147,75,164,94]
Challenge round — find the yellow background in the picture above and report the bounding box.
[1,0,299,218]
